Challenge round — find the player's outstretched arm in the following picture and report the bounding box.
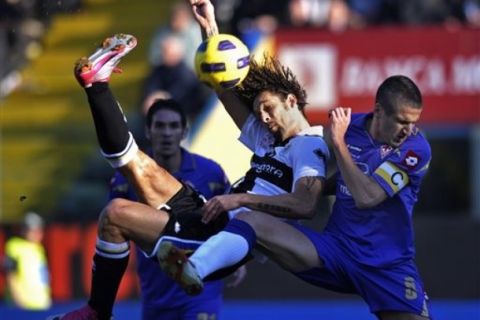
[188,0,251,129]
[189,0,218,39]
[241,176,324,219]
[202,176,324,222]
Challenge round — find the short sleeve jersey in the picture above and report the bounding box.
[325,113,431,267]
[233,114,329,196]
[109,148,230,309]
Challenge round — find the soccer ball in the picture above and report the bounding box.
[194,34,250,91]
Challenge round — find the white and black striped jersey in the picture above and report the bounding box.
[231,114,329,197]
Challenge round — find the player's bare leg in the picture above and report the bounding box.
[47,34,183,320]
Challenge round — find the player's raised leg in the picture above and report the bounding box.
[74,33,182,207]
[47,34,183,320]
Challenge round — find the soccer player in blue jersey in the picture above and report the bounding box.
[159,1,432,320]
[109,98,246,320]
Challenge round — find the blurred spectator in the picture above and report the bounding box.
[0,0,83,98]
[347,0,385,26]
[223,0,352,41]
[347,0,477,27]
[287,0,351,30]
[218,0,480,43]
[3,211,51,310]
[148,1,201,69]
[226,0,289,42]
[142,35,209,123]
[464,0,480,25]
[288,0,334,27]
[397,0,460,25]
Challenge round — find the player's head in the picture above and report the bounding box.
[145,99,188,158]
[22,211,45,243]
[235,55,308,137]
[372,75,423,148]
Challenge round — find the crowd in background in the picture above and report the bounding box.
[214,0,480,37]
[0,0,83,99]
[1,0,479,103]
[141,0,480,121]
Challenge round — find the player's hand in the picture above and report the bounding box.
[202,194,241,223]
[189,0,216,32]
[227,265,247,288]
[329,107,351,148]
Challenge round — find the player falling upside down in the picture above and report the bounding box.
[46,34,238,320]
[158,1,433,320]
[109,97,246,320]
[47,29,329,320]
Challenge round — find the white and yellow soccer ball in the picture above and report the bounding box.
[194,34,250,91]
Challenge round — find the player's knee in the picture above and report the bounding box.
[102,198,131,226]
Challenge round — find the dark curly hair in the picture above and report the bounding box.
[234,55,308,113]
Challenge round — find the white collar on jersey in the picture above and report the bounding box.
[298,125,324,137]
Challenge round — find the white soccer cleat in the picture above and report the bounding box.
[157,241,204,296]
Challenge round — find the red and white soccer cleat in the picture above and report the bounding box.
[157,241,204,296]
[45,304,111,320]
[74,33,137,87]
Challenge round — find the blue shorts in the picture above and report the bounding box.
[291,224,431,317]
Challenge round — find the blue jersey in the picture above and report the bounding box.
[325,113,431,267]
[109,148,230,313]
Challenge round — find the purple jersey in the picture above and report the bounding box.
[325,113,431,267]
[109,148,230,318]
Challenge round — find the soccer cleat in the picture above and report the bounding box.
[46,304,112,320]
[157,241,204,296]
[74,33,137,87]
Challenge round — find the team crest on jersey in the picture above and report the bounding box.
[403,150,420,169]
[380,145,393,159]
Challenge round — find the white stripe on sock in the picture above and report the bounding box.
[96,238,130,258]
[101,133,139,168]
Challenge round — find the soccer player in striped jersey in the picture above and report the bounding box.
[48,34,241,320]
[49,8,328,319]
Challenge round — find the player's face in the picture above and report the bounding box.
[147,109,186,157]
[253,91,292,135]
[375,104,422,148]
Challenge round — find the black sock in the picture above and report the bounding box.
[88,254,129,320]
[85,82,130,155]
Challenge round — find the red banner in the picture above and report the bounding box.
[275,26,480,125]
